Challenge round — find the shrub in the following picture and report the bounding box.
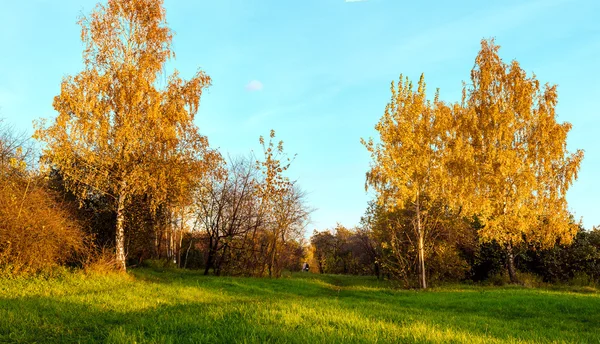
[83,246,122,274]
[0,175,88,274]
[570,272,594,287]
[1,126,88,274]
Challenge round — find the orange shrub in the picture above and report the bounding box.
[0,175,87,274]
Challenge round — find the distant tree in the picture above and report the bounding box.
[189,132,310,277]
[0,119,34,173]
[310,224,380,276]
[462,39,584,283]
[34,0,220,270]
[257,130,310,277]
[310,230,336,274]
[194,157,256,275]
[362,75,461,289]
[351,226,381,277]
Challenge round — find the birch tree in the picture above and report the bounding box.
[362,75,459,289]
[35,0,220,270]
[463,39,584,282]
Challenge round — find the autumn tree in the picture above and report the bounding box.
[362,74,464,289]
[257,130,310,277]
[0,119,35,174]
[35,0,220,270]
[360,199,474,286]
[310,230,335,274]
[462,39,583,283]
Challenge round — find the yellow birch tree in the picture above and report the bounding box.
[34,0,220,270]
[362,75,458,289]
[257,130,295,278]
[463,39,584,282]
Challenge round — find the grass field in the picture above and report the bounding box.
[0,269,598,343]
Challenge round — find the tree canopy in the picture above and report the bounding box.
[362,39,584,286]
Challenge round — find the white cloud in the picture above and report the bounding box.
[245,80,264,91]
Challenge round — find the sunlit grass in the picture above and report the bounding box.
[1,269,598,343]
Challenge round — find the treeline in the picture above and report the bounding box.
[310,203,600,287]
[1,120,310,276]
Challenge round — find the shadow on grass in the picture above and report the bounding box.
[0,269,598,343]
[129,269,600,342]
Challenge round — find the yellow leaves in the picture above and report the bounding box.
[256,130,294,206]
[365,38,583,252]
[36,0,221,216]
[463,38,583,249]
[363,73,459,213]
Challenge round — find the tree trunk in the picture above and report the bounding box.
[115,189,127,271]
[168,211,174,262]
[416,198,427,289]
[317,255,324,274]
[217,244,228,276]
[184,237,193,269]
[418,233,426,289]
[269,230,279,278]
[154,226,159,258]
[506,243,518,284]
[204,237,215,275]
[177,210,184,268]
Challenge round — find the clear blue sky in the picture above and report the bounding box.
[1,0,598,231]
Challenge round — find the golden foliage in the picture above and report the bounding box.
[34,0,221,270]
[463,39,583,249]
[362,74,455,209]
[256,130,309,277]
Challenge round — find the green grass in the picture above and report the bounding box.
[1,269,598,343]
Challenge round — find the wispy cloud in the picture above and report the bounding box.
[245,80,264,91]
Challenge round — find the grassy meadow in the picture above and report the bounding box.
[1,269,599,343]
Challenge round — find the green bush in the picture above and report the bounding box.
[570,272,594,287]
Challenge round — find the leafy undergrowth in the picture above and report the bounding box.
[1,269,598,343]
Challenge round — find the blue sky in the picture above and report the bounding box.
[0,0,598,231]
